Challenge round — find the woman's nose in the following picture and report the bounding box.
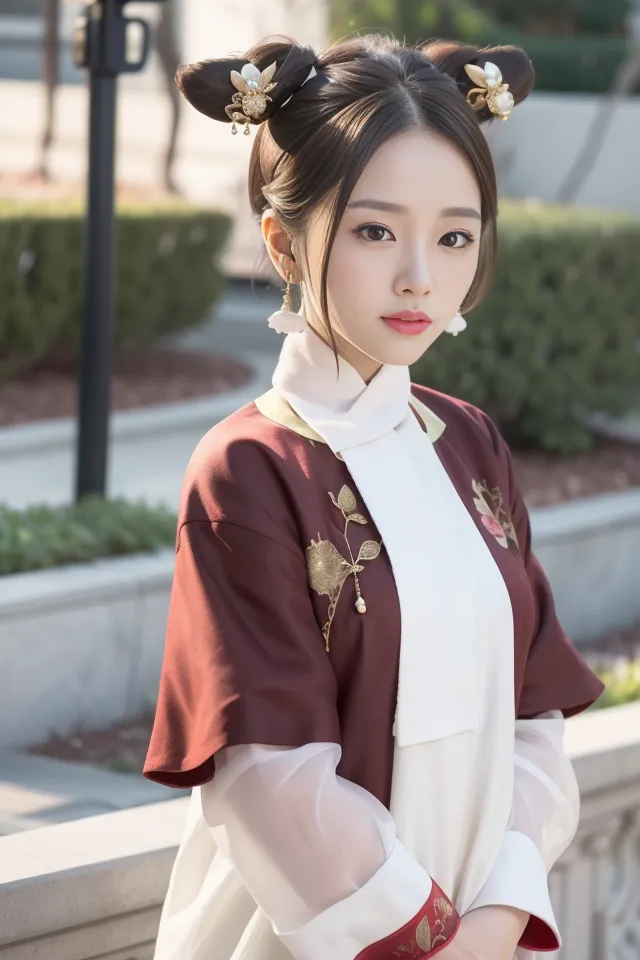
[394,255,433,298]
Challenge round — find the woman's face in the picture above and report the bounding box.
[300,128,482,381]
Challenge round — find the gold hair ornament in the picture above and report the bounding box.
[464,61,514,121]
[225,61,278,135]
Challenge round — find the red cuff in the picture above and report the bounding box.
[519,914,561,952]
[355,880,460,960]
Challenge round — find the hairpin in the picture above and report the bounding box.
[464,61,514,120]
[225,61,278,135]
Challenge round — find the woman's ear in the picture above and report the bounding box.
[261,208,300,281]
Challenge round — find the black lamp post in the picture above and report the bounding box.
[72,0,167,500]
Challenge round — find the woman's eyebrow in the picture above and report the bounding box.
[347,199,481,220]
[441,206,482,220]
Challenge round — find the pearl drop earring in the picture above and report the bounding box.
[267,269,307,335]
[444,312,467,336]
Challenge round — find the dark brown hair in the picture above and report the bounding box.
[176,34,534,344]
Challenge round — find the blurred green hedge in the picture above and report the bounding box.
[479,33,636,94]
[0,497,177,575]
[0,199,230,384]
[411,201,640,453]
[330,1,637,94]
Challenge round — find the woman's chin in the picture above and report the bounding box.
[374,328,439,366]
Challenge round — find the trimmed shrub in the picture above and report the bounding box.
[411,201,640,453]
[0,199,230,383]
[0,497,177,575]
[474,0,632,37]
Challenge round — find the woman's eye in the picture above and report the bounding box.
[355,224,394,243]
[440,231,475,249]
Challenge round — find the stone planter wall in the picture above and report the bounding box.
[533,488,640,643]
[0,551,174,750]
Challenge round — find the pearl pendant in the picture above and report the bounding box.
[355,597,367,614]
[267,310,307,334]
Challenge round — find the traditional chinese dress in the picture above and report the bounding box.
[144,327,603,960]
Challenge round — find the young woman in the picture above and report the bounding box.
[144,34,604,960]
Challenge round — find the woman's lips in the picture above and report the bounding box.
[382,311,433,336]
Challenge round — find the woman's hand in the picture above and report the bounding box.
[436,905,528,960]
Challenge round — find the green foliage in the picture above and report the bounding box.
[0,497,177,575]
[487,34,635,94]
[0,199,231,384]
[472,0,632,37]
[332,0,632,40]
[330,2,637,94]
[411,201,640,453]
[589,659,640,710]
[331,0,494,46]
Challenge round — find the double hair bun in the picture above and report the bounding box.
[175,38,531,136]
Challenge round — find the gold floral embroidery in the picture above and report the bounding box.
[432,899,453,945]
[305,485,381,651]
[472,479,519,553]
[415,916,432,951]
[392,899,454,957]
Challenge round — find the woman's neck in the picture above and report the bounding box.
[305,320,383,385]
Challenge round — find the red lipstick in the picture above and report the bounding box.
[381,310,433,336]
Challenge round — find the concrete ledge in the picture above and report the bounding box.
[0,550,174,620]
[532,488,640,642]
[0,704,638,958]
[0,798,187,954]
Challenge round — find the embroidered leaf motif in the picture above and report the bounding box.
[337,485,357,515]
[357,540,381,562]
[306,486,383,651]
[306,538,351,598]
[415,917,432,952]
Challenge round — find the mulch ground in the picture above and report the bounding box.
[512,437,640,508]
[0,348,252,427]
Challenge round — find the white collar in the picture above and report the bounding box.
[272,329,412,454]
[271,327,489,750]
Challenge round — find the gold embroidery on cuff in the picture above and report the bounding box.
[305,485,381,651]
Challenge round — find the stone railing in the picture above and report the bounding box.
[548,702,640,959]
[1,703,639,959]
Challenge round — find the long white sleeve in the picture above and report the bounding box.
[200,742,451,960]
[467,710,579,950]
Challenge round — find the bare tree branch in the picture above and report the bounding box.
[556,51,640,203]
[38,0,60,180]
[154,0,182,194]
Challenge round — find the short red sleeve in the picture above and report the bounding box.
[143,519,341,788]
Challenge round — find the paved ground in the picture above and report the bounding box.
[0,751,179,837]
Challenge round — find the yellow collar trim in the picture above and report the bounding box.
[254,389,446,445]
